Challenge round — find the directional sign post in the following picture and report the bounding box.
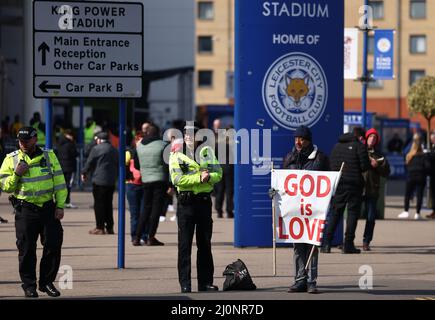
[33,1,144,269]
[33,0,143,98]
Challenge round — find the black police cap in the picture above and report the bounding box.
[17,127,37,140]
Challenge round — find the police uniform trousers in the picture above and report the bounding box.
[14,201,63,289]
[177,193,214,289]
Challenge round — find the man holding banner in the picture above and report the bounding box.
[271,126,334,294]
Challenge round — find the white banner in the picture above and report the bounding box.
[271,169,341,246]
[344,28,359,80]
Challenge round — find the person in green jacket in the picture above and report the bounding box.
[169,121,222,293]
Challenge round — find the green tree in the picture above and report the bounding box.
[407,76,435,149]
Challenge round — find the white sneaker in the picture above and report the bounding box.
[65,203,78,209]
[414,213,423,220]
[398,211,409,219]
[170,215,177,222]
[167,205,175,212]
[159,216,166,222]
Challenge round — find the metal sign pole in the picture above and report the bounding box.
[361,0,369,130]
[78,98,84,189]
[117,99,126,269]
[44,98,52,149]
[271,162,276,276]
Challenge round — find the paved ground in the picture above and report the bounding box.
[0,180,435,300]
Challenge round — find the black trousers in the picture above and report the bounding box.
[92,184,115,230]
[214,166,234,216]
[325,184,363,245]
[15,201,63,289]
[431,176,435,211]
[135,181,166,239]
[63,171,73,204]
[405,179,426,213]
[177,193,214,288]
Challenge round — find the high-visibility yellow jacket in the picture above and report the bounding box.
[0,148,67,208]
[169,146,222,194]
[84,122,96,145]
[32,121,46,147]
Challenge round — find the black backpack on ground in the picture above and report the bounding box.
[222,259,257,291]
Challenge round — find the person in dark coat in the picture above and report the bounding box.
[362,128,390,251]
[81,131,119,235]
[56,129,79,208]
[281,125,329,294]
[322,129,370,254]
[398,133,430,220]
[426,132,435,219]
[213,124,235,219]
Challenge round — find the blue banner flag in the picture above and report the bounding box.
[373,29,394,80]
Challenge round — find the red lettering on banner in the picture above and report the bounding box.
[305,203,312,216]
[284,174,298,196]
[278,217,289,239]
[316,176,331,198]
[289,217,303,239]
[316,219,326,243]
[300,175,315,197]
[304,218,317,240]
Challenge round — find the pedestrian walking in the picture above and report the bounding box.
[213,123,235,219]
[398,133,430,220]
[126,131,147,243]
[362,128,390,251]
[0,127,67,297]
[81,131,119,235]
[322,128,370,254]
[169,121,222,293]
[426,132,435,219]
[56,129,79,209]
[280,125,329,294]
[133,123,168,246]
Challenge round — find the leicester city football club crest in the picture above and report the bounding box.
[262,52,328,131]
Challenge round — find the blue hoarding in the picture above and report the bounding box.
[234,0,344,247]
[373,29,394,80]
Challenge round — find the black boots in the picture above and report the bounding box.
[342,242,361,254]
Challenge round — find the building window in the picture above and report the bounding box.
[410,35,426,53]
[368,35,375,54]
[409,70,425,86]
[410,0,426,19]
[198,70,213,87]
[368,70,384,89]
[198,1,214,20]
[368,0,384,19]
[198,36,213,53]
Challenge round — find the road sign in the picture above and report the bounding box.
[35,76,141,98]
[33,0,143,98]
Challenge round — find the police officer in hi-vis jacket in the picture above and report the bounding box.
[0,127,67,298]
[169,121,222,293]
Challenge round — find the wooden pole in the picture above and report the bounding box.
[271,161,276,276]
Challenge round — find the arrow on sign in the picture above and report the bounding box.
[39,80,60,93]
[38,42,50,66]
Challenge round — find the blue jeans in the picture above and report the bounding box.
[126,184,147,241]
[293,243,318,285]
[363,196,378,245]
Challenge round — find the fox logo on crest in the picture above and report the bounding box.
[262,52,327,131]
[282,71,314,112]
